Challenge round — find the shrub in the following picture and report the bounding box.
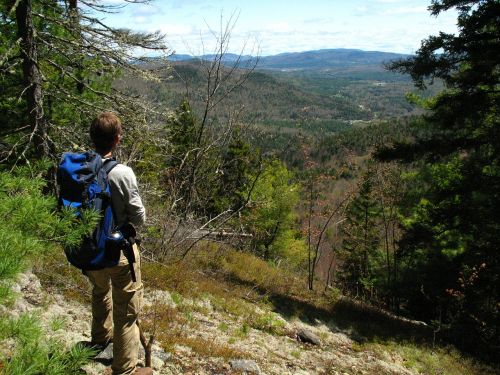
[0,313,95,374]
[0,164,97,371]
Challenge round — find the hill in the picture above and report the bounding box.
[118,52,435,167]
[124,56,430,134]
[122,61,371,126]
[169,48,408,72]
[257,49,408,71]
[139,48,441,129]
[173,62,370,121]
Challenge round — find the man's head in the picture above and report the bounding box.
[90,112,123,156]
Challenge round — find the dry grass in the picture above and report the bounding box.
[141,303,248,361]
[142,243,335,314]
[363,341,499,375]
[34,249,91,304]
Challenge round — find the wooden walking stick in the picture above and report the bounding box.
[134,235,157,369]
[137,320,154,367]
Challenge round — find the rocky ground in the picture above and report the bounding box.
[2,270,417,375]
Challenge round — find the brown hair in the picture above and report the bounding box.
[90,112,122,154]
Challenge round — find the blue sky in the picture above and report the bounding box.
[99,0,458,56]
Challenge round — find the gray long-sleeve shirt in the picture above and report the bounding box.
[107,163,146,228]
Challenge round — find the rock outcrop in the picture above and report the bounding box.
[1,270,416,374]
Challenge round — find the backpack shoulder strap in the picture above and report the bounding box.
[102,158,119,175]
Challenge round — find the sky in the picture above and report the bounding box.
[98,0,459,56]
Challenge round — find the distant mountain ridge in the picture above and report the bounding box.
[168,48,409,71]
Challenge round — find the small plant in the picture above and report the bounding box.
[0,313,94,374]
[247,312,286,335]
[291,350,301,359]
[50,315,68,331]
[237,323,250,338]
[184,311,194,325]
[178,335,247,360]
[171,291,183,305]
[0,283,14,305]
[210,295,254,317]
[363,341,499,375]
[34,253,91,305]
[218,322,229,332]
[351,342,364,352]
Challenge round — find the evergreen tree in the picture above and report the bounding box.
[378,0,500,355]
[163,99,201,213]
[168,99,200,168]
[212,131,257,214]
[0,162,98,301]
[164,99,260,219]
[341,167,381,298]
[0,163,98,371]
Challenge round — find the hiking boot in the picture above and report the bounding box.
[133,367,153,375]
[102,366,153,375]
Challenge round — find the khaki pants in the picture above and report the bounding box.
[85,244,143,375]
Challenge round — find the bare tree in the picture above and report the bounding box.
[183,12,259,214]
[140,14,261,261]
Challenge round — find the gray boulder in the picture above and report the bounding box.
[297,328,321,346]
[230,359,261,374]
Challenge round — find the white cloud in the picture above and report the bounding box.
[168,0,212,10]
[130,4,164,25]
[354,5,372,16]
[156,24,194,36]
[134,4,163,17]
[261,21,293,33]
[99,0,128,6]
[98,0,459,56]
[380,6,428,15]
[303,17,333,25]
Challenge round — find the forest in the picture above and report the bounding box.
[0,0,499,373]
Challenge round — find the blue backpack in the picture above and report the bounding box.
[57,151,125,270]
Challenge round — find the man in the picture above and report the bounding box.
[85,112,151,375]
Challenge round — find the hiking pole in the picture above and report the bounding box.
[135,243,154,367]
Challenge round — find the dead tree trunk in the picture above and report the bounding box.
[15,0,49,159]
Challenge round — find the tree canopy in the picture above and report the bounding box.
[378,0,499,356]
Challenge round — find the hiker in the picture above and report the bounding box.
[85,112,150,375]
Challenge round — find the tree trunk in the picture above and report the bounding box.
[363,206,368,278]
[16,0,49,159]
[264,221,280,260]
[392,221,399,313]
[307,179,314,290]
[324,248,336,291]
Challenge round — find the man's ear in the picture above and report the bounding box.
[110,135,120,151]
